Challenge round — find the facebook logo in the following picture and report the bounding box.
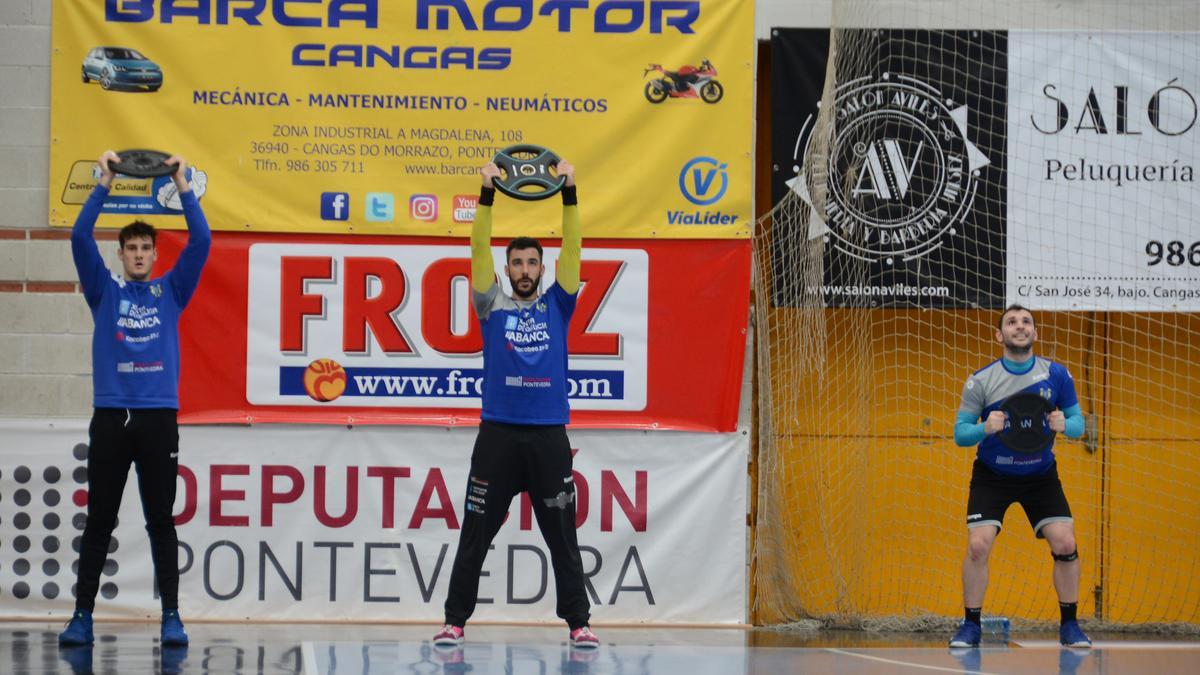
[320,192,349,221]
[365,193,394,222]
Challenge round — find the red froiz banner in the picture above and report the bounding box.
[157,232,750,431]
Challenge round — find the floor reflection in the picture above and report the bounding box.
[0,622,1196,674]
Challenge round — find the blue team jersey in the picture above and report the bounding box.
[473,281,576,425]
[71,185,211,409]
[958,357,1079,476]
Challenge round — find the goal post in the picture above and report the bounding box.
[752,2,1200,631]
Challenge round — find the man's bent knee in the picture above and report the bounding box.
[1050,536,1077,557]
[1052,549,1079,562]
[1042,523,1077,555]
[967,541,992,562]
[966,530,996,562]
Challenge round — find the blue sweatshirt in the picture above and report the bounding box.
[954,356,1085,476]
[473,282,577,425]
[70,185,211,409]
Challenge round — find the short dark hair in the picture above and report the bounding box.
[118,221,157,248]
[998,303,1034,329]
[506,236,542,262]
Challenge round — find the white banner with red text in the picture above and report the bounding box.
[0,420,747,624]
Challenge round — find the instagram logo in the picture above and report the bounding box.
[409,194,438,221]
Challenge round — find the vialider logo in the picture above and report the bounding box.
[788,70,992,264]
[679,156,728,205]
[668,156,740,226]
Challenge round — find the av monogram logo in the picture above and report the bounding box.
[788,72,992,263]
[856,139,923,200]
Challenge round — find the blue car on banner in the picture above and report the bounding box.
[81,46,163,92]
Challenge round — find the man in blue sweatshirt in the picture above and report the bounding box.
[59,151,211,647]
[949,305,1091,649]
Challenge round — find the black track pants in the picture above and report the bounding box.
[74,408,180,612]
[443,421,590,629]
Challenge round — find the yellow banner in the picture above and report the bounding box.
[50,0,754,238]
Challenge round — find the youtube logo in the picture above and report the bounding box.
[452,195,478,223]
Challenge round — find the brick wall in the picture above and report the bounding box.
[0,1,95,416]
[0,225,118,415]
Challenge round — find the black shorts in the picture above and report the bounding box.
[965,459,1072,538]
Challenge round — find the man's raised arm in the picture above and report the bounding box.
[555,160,580,295]
[71,151,120,308]
[164,155,211,308]
[472,163,500,294]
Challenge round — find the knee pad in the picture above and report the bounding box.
[1052,549,1079,562]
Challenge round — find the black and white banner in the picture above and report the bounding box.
[0,420,747,624]
[770,28,1008,309]
[771,28,1200,311]
[1008,31,1200,311]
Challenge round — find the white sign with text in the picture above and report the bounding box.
[1008,30,1200,310]
[0,420,746,624]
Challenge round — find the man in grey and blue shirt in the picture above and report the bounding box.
[949,305,1092,649]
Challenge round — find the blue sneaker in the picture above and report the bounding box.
[948,645,982,673]
[948,620,981,648]
[1059,620,1092,647]
[58,610,94,645]
[59,645,93,674]
[161,609,189,646]
[161,645,189,674]
[1059,647,1089,674]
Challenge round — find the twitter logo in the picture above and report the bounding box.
[365,193,394,222]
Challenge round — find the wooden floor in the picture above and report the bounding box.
[2,621,1198,674]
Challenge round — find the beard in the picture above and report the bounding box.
[1002,335,1033,356]
[511,274,539,299]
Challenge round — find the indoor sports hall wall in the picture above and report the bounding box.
[0,0,773,624]
[0,0,808,416]
[753,0,1200,628]
[754,309,1200,625]
[3,0,1197,628]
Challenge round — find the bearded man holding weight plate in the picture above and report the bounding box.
[433,146,600,651]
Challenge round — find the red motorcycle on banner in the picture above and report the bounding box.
[643,59,724,104]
